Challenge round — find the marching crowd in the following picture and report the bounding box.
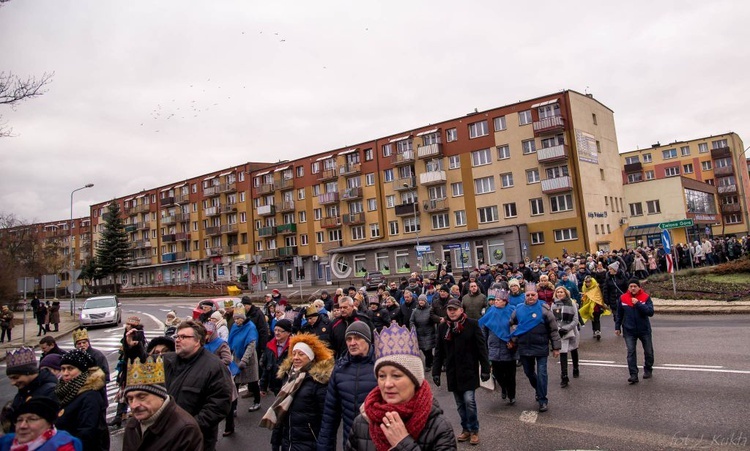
[3,245,707,450]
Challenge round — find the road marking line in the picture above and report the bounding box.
[520,411,538,423]
[663,364,723,369]
[580,362,750,374]
[579,359,616,364]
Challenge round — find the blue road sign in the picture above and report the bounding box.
[661,229,672,253]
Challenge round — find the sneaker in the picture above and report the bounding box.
[573,368,580,378]
[507,398,516,406]
[538,403,548,412]
[457,431,471,442]
[248,403,261,412]
[470,433,479,445]
[643,371,652,379]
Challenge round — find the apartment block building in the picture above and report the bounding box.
[620,132,749,240]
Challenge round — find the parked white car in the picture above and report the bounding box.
[79,295,122,328]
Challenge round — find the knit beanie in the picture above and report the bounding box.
[628,278,641,287]
[61,349,95,372]
[345,321,372,344]
[373,324,424,388]
[13,397,60,424]
[608,261,620,272]
[146,336,175,354]
[39,353,63,371]
[508,278,520,288]
[210,311,224,322]
[233,310,246,320]
[275,319,293,333]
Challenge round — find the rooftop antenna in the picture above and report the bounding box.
[584,86,590,95]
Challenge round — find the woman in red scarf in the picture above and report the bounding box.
[346,323,457,451]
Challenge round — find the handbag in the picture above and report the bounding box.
[479,374,495,391]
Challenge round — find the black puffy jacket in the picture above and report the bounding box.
[346,398,457,451]
[602,271,629,309]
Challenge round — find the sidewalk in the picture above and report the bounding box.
[652,298,750,314]
[0,312,80,360]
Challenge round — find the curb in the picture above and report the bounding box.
[0,318,79,362]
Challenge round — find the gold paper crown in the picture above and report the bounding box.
[72,328,89,343]
[126,356,166,387]
[6,347,36,368]
[224,300,235,309]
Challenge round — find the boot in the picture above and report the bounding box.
[560,376,569,388]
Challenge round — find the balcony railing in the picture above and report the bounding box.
[394,177,416,191]
[320,216,341,228]
[395,203,419,217]
[203,185,220,197]
[278,201,295,212]
[321,240,342,252]
[417,142,443,159]
[419,171,446,186]
[175,194,190,204]
[260,249,278,259]
[423,198,449,212]
[339,163,362,176]
[137,222,150,231]
[710,146,732,159]
[342,213,365,225]
[124,224,137,233]
[538,145,570,164]
[319,192,339,205]
[278,246,298,257]
[135,257,152,266]
[541,176,573,194]
[225,244,239,255]
[277,223,297,235]
[220,204,237,214]
[392,150,415,166]
[258,183,276,195]
[162,234,176,243]
[218,182,236,193]
[175,232,190,241]
[721,203,741,213]
[162,252,186,263]
[204,206,220,216]
[257,204,275,216]
[161,196,175,207]
[221,224,238,234]
[341,187,363,200]
[533,115,565,135]
[714,165,734,176]
[258,226,276,237]
[205,226,222,236]
[718,184,738,194]
[132,240,152,249]
[318,166,338,181]
[161,213,187,225]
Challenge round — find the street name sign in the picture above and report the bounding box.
[658,219,694,229]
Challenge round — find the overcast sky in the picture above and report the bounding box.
[1,0,749,223]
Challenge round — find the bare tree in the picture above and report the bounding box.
[0,71,54,137]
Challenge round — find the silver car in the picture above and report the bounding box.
[79,295,122,327]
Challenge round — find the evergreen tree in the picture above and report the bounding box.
[95,200,130,293]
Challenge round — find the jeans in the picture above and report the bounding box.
[452,390,479,432]
[491,360,516,399]
[624,332,654,378]
[520,355,549,404]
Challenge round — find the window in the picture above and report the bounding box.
[448,155,461,169]
[643,153,652,163]
[388,221,399,236]
[428,185,446,200]
[712,139,728,149]
[554,228,578,242]
[645,170,655,180]
[538,103,560,119]
[503,202,517,218]
[592,113,598,125]
[530,198,544,216]
[681,146,690,156]
[385,195,395,208]
[701,161,713,171]
[715,157,732,169]
[662,148,677,160]
[550,194,573,212]
[724,213,741,224]
[471,148,492,166]
[446,128,457,142]
[546,165,569,179]
[239,192,246,202]
[646,200,661,214]
[351,226,365,241]
[500,172,514,188]
[295,166,304,178]
[403,217,420,234]
[364,148,373,161]
[468,120,489,139]
[474,176,495,194]
[629,202,643,216]
[454,210,467,226]
[526,169,540,184]
[522,139,536,154]
[627,173,643,183]
[541,135,564,148]
[298,188,305,200]
[370,223,380,238]
[367,198,377,211]
[698,143,708,153]
[530,232,544,244]
[518,110,532,125]
[600,168,605,180]
[493,116,507,131]
[382,144,392,157]
[625,156,640,165]
[496,145,510,160]
[683,163,694,174]
[313,208,322,220]
[477,206,499,223]
[383,169,394,182]
[665,166,680,177]
[315,231,324,243]
[298,211,306,223]
[365,173,375,186]
[329,230,342,242]
[706,178,714,185]
[431,213,450,229]
[311,162,321,174]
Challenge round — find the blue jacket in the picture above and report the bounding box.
[484,327,518,362]
[0,431,82,451]
[615,290,654,335]
[317,346,377,451]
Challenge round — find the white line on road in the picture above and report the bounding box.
[662,363,724,369]
[580,362,750,374]
[579,359,616,364]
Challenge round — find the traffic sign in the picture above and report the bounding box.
[444,243,462,249]
[416,245,431,253]
[660,230,672,253]
[68,282,82,295]
[463,241,470,250]
[658,219,694,229]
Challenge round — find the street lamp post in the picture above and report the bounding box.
[70,183,94,316]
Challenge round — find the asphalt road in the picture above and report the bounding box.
[2,298,749,450]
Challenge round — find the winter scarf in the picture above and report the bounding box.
[258,367,308,429]
[9,427,56,451]
[511,301,544,337]
[227,320,258,358]
[363,380,433,451]
[54,371,89,407]
[444,312,467,341]
[478,304,515,342]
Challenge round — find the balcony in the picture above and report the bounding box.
[203,185,220,197]
[538,145,570,164]
[220,204,237,214]
[318,166,339,181]
[260,249,278,259]
[257,204,275,216]
[258,226,276,238]
[175,194,190,204]
[278,201,295,212]
[161,196,176,207]
[205,226,221,236]
[392,150,415,166]
[721,203,741,213]
[710,146,732,159]
[225,244,239,255]
[342,213,365,225]
[134,204,150,214]
[207,247,224,257]
[541,176,573,194]
[339,163,362,176]
[533,115,565,136]
[341,186,363,200]
[175,232,190,241]
[221,224,238,234]
[162,233,176,243]
[278,246,298,257]
[714,165,734,176]
[279,178,294,189]
[423,198,449,212]
[395,203,419,217]
[124,224,137,233]
[162,252,186,263]
[419,171,447,186]
[319,192,339,205]
[394,177,416,191]
[277,223,297,235]
[137,222,150,231]
[321,216,341,228]
[218,182,236,193]
[718,184,738,194]
[161,213,187,225]
[321,240,342,252]
[417,142,443,159]
[132,240,152,249]
[258,183,276,195]
[135,257,152,266]
[204,206,220,217]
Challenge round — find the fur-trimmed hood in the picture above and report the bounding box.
[277,333,335,384]
[78,367,106,395]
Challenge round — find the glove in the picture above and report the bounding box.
[432,375,441,387]
[239,361,247,370]
[480,372,491,382]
